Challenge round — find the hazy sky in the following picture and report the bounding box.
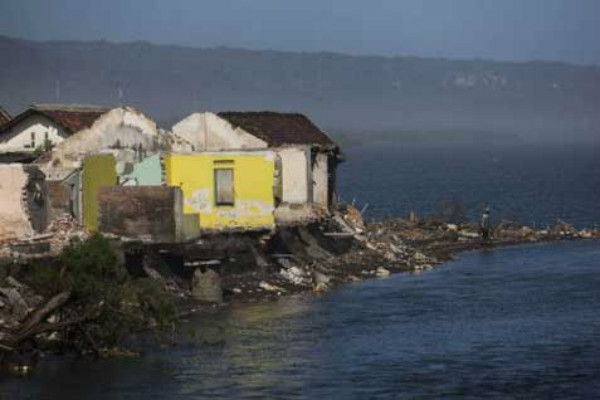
[1,0,599,65]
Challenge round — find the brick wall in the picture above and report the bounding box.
[98,186,182,243]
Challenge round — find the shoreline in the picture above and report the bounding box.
[1,207,598,374]
[183,212,598,309]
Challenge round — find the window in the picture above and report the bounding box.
[30,132,35,148]
[214,162,234,206]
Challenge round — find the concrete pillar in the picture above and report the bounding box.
[191,268,222,303]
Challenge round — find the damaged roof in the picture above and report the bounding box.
[218,111,338,149]
[0,107,11,127]
[0,104,110,138]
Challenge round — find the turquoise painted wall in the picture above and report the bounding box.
[123,154,162,186]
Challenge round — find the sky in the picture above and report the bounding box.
[1,0,599,65]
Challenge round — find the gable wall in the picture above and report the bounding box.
[0,114,67,153]
[46,107,166,171]
[172,112,268,152]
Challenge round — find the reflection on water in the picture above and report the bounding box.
[2,240,600,399]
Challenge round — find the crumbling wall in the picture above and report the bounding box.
[171,112,268,151]
[45,170,82,224]
[119,154,163,186]
[46,180,71,219]
[98,186,182,243]
[23,165,48,232]
[312,151,329,209]
[41,107,169,171]
[278,146,311,205]
[83,155,117,232]
[0,164,47,241]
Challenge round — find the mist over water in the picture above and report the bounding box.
[338,140,600,227]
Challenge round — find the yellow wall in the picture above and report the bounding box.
[164,153,276,231]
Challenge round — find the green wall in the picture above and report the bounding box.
[83,155,117,231]
[123,154,162,186]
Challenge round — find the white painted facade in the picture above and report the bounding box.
[172,112,267,151]
[0,114,67,153]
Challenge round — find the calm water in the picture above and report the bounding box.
[2,142,599,399]
[338,141,600,227]
[2,240,599,399]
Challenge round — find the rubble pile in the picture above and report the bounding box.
[44,215,88,254]
[0,277,43,344]
[0,215,87,261]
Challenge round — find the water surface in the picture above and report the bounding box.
[3,240,599,399]
[338,141,600,227]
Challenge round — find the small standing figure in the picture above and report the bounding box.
[480,206,491,245]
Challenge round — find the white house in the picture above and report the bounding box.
[0,104,110,154]
[171,111,343,224]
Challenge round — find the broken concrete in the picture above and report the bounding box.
[191,268,223,303]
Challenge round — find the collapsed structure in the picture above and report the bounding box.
[0,105,342,248]
[172,111,343,225]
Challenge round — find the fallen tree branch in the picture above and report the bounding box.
[0,291,71,350]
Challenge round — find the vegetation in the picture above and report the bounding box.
[1,234,176,359]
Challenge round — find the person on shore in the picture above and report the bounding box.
[480,206,491,245]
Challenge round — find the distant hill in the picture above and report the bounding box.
[1,35,599,142]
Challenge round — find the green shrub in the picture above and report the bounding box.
[24,234,175,348]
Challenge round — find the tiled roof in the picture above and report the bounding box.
[0,107,11,127]
[218,111,337,149]
[31,104,110,133]
[0,104,110,137]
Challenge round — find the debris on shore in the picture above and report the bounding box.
[1,204,597,375]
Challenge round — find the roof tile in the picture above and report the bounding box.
[218,111,337,148]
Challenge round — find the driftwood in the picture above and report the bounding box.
[0,291,107,362]
[1,291,71,350]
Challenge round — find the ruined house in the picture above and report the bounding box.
[94,150,277,242]
[172,111,342,225]
[34,106,185,228]
[164,151,277,233]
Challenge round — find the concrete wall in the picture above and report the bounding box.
[42,107,168,171]
[0,164,47,241]
[46,181,70,219]
[165,152,276,231]
[278,146,311,205]
[82,155,117,232]
[98,186,182,243]
[0,114,66,153]
[172,112,268,151]
[312,152,329,209]
[46,170,82,222]
[120,154,163,186]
